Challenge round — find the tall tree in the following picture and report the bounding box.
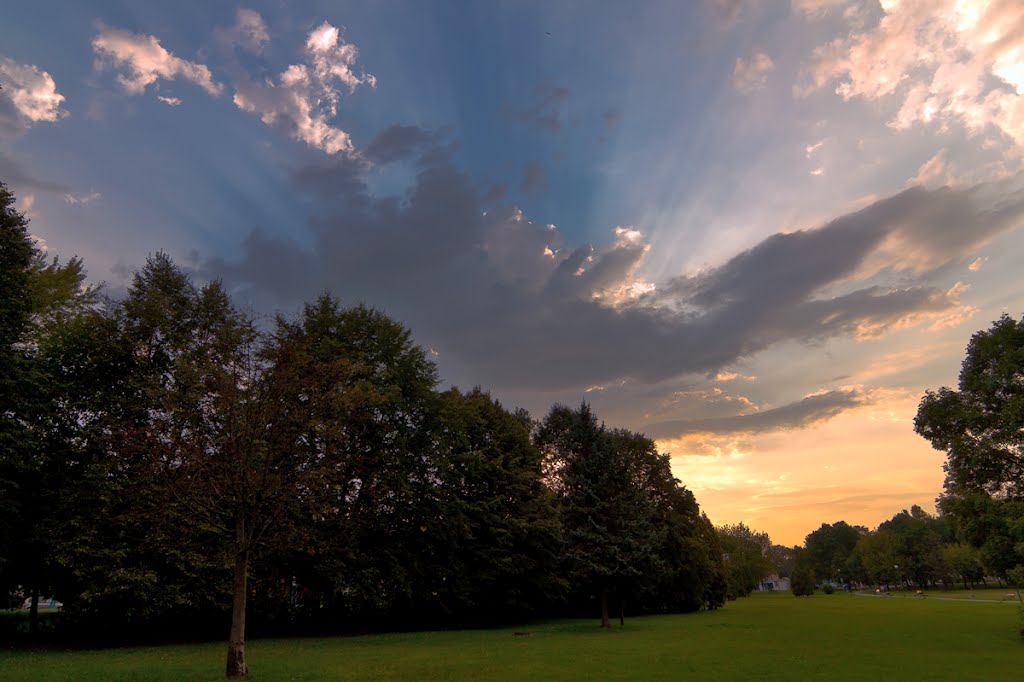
[432,387,563,620]
[915,314,1024,498]
[116,256,354,677]
[916,315,1024,601]
[0,182,103,631]
[276,296,442,627]
[0,182,38,617]
[536,404,659,627]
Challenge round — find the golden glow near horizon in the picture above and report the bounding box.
[660,388,945,546]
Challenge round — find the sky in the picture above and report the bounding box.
[2,0,1023,546]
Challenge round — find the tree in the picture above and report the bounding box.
[943,543,984,590]
[790,549,815,596]
[939,493,1024,583]
[717,523,772,599]
[281,297,444,628]
[114,257,360,677]
[916,316,1024,608]
[804,521,866,587]
[915,314,1024,498]
[856,528,900,589]
[0,183,104,633]
[536,404,660,627]
[0,181,38,620]
[877,506,949,589]
[769,545,796,580]
[432,387,563,620]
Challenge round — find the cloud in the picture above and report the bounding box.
[521,161,546,193]
[791,0,849,17]
[201,131,1024,397]
[967,256,987,272]
[647,389,866,438]
[92,25,223,96]
[364,124,436,163]
[232,21,375,155]
[0,150,70,193]
[505,83,569,132]
[733,49,775,93]
[908,149,949,187]
[223,8,269,53]
[716,371,756,382]
[157,95,182,106]
[797,0,1024,151]
[63,191,101,205]
[0,56,67,133]
[711,0,745,27]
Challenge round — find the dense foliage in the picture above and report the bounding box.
[914,314,1024,613]
[715,523,772,599]
[0,183,727,673]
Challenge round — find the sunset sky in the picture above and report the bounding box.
[2,0,1023,545]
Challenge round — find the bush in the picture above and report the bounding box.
[791,566,815,597]
[822,584,834,595]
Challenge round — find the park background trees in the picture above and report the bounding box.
[0,182,729,675]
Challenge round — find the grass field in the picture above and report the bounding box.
[2,592,1020,681]
[856,586,1022,601]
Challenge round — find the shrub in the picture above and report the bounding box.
[791,565,815,597]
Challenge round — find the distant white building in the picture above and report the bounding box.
[756,574,790,592]
[19,596,62,609]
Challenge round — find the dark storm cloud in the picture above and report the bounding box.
[202,132,1024,395]
[645,389,865,438]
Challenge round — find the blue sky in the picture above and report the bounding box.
[3,0,1023,544]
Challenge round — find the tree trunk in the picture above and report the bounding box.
[226,548,249,678]
[28,583,39,636]
[599,587,610,628]
[619,597,624,627]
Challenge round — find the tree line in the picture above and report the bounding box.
[789,500,1022,596]
[0,183,728,676]
[786,313,1024,604]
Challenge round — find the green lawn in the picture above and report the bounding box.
[856,586,1022,601]
[2,592,1020,681]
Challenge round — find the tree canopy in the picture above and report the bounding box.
[915,314,1024,498]
[0,180,729,677]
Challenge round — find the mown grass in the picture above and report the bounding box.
[2,592,1020,681]
[858,586,1022,601]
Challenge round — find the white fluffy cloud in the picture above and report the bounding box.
[92,26,223,96]
[0,56,67,128]
[733,49,775,93]
[232,21,375,155]
[798,0,1024,151]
